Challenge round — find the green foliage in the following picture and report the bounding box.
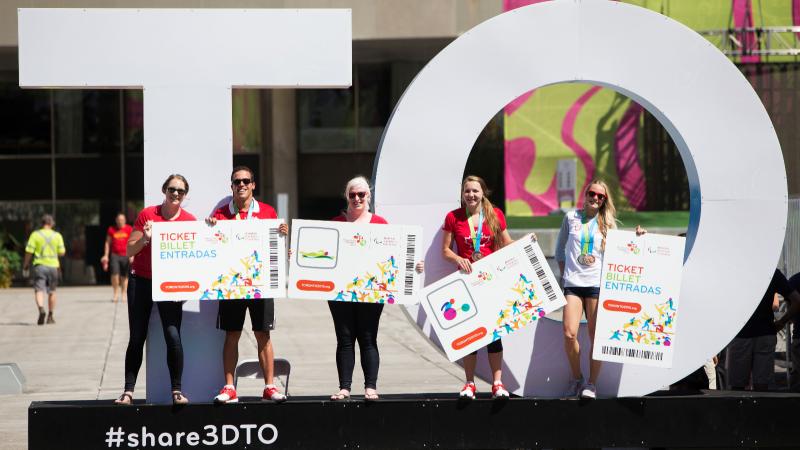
[0,231,22,288]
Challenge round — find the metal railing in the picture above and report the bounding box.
[698,27,800,57]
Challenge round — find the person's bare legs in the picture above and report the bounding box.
[47,292,56,315]
[463,353,478,382]
[488,351,503,383]
[222,331,241,386]
[562,294,584,379]
[584,297,601,384]
[254,331,274,385]
[34,290,45,309]
[120,275,129,303]
[111,274,121,303]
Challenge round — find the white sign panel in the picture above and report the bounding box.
[288,220,422,305]
[152,220,286,301]
[421,235,566,361]
[593,230,685,368]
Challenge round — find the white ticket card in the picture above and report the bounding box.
[421,234,566,361]
[287,219,423,305]
[593,230,685,368]
[151,220,286,301]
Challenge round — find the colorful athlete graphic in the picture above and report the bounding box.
[201,250,266,300]
[608,297,675,347]
[331,255,399,304]
[300,250,335,260]
[491,273,547,341]
[441,298,472,321]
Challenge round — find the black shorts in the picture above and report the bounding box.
[217,298,275,332]
[470,339,503,355]
[109,253,130,276]
[564,286,601,298]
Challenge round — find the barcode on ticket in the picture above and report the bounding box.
[523,242,558,303]
[269,228,278,289]
[404,234,416,296]
[601,345,664,361]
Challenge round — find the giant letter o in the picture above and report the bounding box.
[374,0,787,396]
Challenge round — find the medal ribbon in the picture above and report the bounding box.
[466,207,484,255]
[232,201,255,221]
[580,214,598,256]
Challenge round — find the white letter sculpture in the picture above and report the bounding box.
[19,8,351,403]
[374,0,787,396]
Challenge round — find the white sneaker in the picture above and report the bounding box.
[580,382,597,399]
[565,377,584,397]
[491,382,509,399]
[459,382,476,399]
[214,385,239,404]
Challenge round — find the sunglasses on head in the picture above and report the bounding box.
[586,190,606,201]
[167,187,187,196]
[232,178,252,186]
[348,191,368,200]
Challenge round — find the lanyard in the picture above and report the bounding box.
[580,213,598,255]
[232,201,255,220]
[466,208,484,253]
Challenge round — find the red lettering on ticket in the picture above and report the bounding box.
[603,299,642,313]
[160,281,200,293]
[451,327,487,350]
[297,280,335,292]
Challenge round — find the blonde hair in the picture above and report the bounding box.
[585,179,617,250]
[461,175,503,250]
[343,175,372,212]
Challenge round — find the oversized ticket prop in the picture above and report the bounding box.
[422,235,566,361]
[152,220,286,301]
[288,220,422,305]
[593,230,685,368]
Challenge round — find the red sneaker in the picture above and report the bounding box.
[459,382,477,399]
[214,385,238,404]
[263,385,287,403]
[492,382,509,399]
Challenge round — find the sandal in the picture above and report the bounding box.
[364,389,379,402]
[172,391,189,405]
[114,392,133,405]
[330,389,350,401]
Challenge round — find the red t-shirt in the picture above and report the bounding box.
[131,205,196,279]
[212,200,277,221]
[442,207,507,260]
[107,224,132,256]
[332,213,388,224]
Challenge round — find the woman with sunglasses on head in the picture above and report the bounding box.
[328,176,424,401]
[555,180,644,399]
[442,175,514,400]
[114,174,196,406]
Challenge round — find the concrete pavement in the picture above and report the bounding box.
[0,286,479,450]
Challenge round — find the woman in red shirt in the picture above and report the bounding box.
[328,176,423,401]
[442,175,513,399]
[114,174,196,406]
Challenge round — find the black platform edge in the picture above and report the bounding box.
[29,391,800,449]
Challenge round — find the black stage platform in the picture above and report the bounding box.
[29,391,800,449]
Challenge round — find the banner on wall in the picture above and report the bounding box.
[421,234,566,362]
[593,230,685,368]
[288,219,423,305]
[152,220,286,301]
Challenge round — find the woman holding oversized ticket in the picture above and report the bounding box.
[555,180,644,399]
[327,176,424,402]
[114,174,196,406]
[442,175,513,400]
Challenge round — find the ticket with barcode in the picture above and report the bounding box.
[287,219,423,305]
[592,230,685,368]
[151,220,286,301]
[420,234,566,361]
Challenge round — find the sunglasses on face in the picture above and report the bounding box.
[586,190,606,201]
[167,187,187,196]
[348,191,368,200]
[232,178,252,186]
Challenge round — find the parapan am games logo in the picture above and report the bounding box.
[618,241,641,255]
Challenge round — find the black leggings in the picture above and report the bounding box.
[124,276,184,392]
[328,301,383,390]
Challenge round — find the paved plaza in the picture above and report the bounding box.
[0,286,477,450]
